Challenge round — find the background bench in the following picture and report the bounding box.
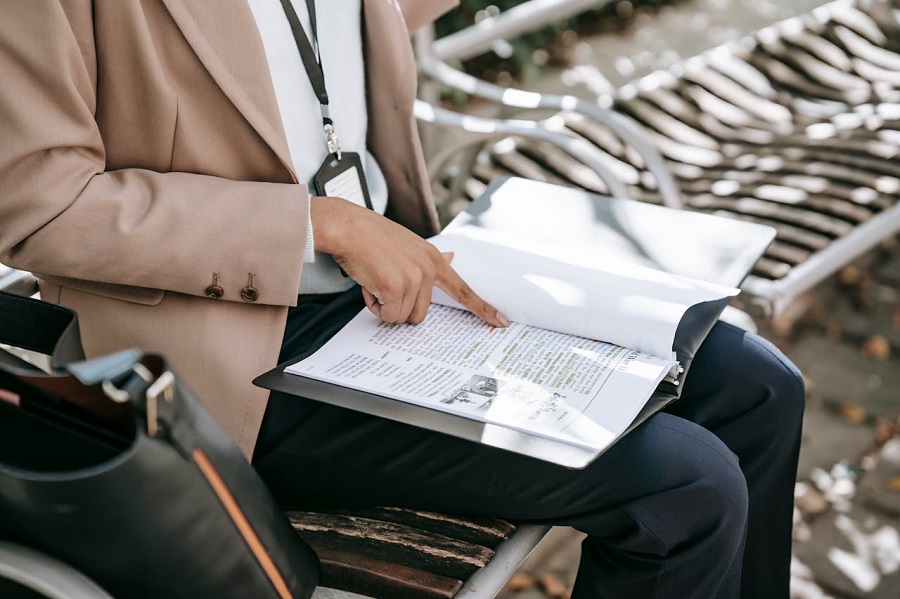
[416,0,900,319]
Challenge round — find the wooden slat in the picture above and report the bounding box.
[687,195,853,238]
[752,256,794,281]
[760,38,871,96]
[315,547,462,599]
[562,112,640,165]
[746,50,859,104]
[708,212,832,252]
[489,139,558,183]
[676,179,876,224]
[514,140,611,193]
[305,507,515,548]
[678,65,793,123]
[288,512,495,580]
[764,241,812,266]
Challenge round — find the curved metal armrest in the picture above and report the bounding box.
[415,99,631,201]
[429,0,617,62]
[0,542,114,599]
[418,60,683,209]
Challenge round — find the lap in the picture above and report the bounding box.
[254,289,798,532]
[255,400,745,539]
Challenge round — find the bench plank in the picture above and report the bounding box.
[315,547,462,599]
[288,512,497,580]
[306,507,515,548]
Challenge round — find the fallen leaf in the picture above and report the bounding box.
[539,573,569,598]
[826,322,843,341]
[838,265,861,286]
[875,419,898,446]
[839,402,868,425]
[505,572,534,591]
[861,334,891,360]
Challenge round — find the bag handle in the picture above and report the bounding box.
[0,290,192,450]
[0,290,85,368]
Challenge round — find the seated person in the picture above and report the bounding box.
[0,1,804,597]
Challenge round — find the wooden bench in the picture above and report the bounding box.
[0,266,549,599]
[299,509,550,599]
[0,514,548,599]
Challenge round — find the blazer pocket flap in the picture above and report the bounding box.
[40,275,165,306]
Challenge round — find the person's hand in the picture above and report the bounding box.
[310,196,509,327]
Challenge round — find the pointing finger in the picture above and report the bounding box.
[437,264,510,328]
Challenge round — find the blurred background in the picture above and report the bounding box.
[422,1,900,597]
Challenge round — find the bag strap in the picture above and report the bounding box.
[0,290,85,368]
[0,290,194,452]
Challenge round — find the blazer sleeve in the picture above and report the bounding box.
[0,1,308,307]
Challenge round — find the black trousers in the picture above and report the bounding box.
[253,287,805,599]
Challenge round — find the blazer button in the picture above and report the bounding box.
[240,273,259,302]
[205,285,224,299]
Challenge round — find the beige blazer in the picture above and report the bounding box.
[0,0,458,458]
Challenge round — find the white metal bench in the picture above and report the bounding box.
[414,0,900,318]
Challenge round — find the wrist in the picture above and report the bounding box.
[309,195,353,256]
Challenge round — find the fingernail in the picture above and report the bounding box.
[497,312,510,327]
[442,251,455,263]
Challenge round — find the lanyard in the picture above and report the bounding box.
[277,0,341,159]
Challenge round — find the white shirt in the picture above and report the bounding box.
[248,0,389,294]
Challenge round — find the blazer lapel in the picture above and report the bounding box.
[159,0,296,180]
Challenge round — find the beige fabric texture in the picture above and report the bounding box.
[0,0,456,458]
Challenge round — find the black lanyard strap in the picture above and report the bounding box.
[278,0,341,158]
[278,0,328,113]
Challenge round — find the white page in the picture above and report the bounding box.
[430,228,738,360]
[286,304,674,452]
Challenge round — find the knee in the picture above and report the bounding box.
[743,332,806,428]
[693,449,749,544]
[694,322,806,427]
[672,437,748,551]
[629,418,749,555]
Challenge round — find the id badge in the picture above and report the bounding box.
[312,151,373,210]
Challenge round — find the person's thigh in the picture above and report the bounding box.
[256,291,751,536]
[254,291,755,597]
[664,320,805,599]
[666,320,805,436]
[256,396,745,540]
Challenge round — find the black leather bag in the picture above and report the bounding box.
[0,290,319,598]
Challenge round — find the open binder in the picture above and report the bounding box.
[255,178,775,468]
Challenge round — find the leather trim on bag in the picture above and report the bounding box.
[194,448,294,599]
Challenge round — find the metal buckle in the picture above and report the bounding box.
[146,371,176,437]
[324,123,342,161]
[101,363,154,404]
